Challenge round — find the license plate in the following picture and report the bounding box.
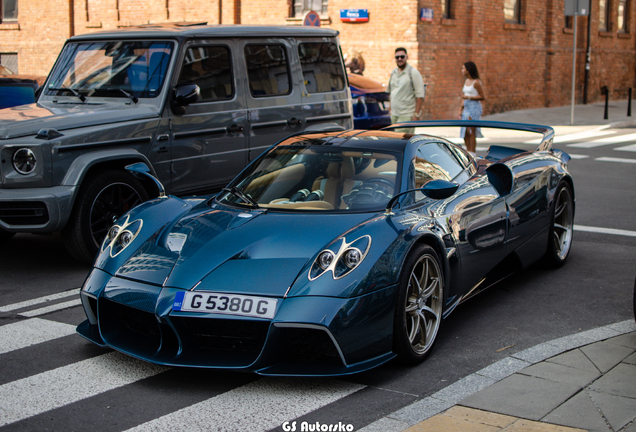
[173,291,277,319]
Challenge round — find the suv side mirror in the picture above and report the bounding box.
[173,84,200,106]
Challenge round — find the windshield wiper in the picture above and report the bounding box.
[221,187,260,209]
[117,89,139,104]
[47,87,86,103]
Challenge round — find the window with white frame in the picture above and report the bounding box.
[293,0,328,18]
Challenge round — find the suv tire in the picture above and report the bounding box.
[62,170,148,263]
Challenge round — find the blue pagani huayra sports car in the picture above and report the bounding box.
[77,120,575,376]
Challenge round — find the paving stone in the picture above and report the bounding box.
[519,360,600,387]
[475,357,531,381]
[624,352,636,365]
[547,348,601,373]
[623,420,636,432]
[402,411,501,432]
[589,389,636,432]
[589,363,636,399]
[507,418,587,432]
[609,322,636,334]
[444,406,517,428]
[542,390,612,432]
[357,416,409,432]
[459,374,581,421]
[580,340,634,373]
[547,333,597,351]
[606,332,636,349]
[512,342,565,364]
[431,373,496,404]
[389,397,454,425]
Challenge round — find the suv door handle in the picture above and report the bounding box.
[227,124,244,134]
[287,117,302,127]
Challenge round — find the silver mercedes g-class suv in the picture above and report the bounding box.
[0,24,353,262]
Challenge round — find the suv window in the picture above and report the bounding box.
[177,45,234,102]
[244,44,291,97]
[298,43,346,93]
[46,41,173,99]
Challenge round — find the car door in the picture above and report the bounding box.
[297,39,353,131]
[238,38,304,162]
[413,142,508,297]
[167,40,248,194]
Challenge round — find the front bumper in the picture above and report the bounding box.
[77,268,398,376]
[0,185,76,232]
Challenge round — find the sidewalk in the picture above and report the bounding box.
[361,101,636,432]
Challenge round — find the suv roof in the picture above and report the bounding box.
[69,23,340,41]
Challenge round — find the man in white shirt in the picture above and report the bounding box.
[387,47,425,133]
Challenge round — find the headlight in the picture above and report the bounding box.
[309,235,371,281]
[12,148,37,175]
[107,225,120,241]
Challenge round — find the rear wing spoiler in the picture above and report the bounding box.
[382,120,555,152]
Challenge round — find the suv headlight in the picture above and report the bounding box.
[12,148,37,175]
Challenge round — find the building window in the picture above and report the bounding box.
[1,0,18,21]
[441,0,452,19]
[504,0,521,23]
[0,53,18,73]
[565,15,574,28]
[618,0,628,31]
[599,0,610,30]
[293,0,328,18]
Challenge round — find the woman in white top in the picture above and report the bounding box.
[457,61,486,155]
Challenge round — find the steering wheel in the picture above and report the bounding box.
[360,177,395,194]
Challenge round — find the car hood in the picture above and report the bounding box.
[109,202,374,297]
[0,102,160,140]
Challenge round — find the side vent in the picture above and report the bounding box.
[486,164,513,196]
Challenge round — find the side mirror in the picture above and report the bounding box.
[385,179,459,214]
[172,84,200,106]
[126,162,166,198]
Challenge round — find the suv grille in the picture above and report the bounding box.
[0,201,49,225]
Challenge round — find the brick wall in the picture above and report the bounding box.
[1,0,633,119]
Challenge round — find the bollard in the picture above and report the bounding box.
[601,86,609,120]
[628,88,632,117]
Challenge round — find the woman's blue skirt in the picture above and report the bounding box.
[460,100,483,138]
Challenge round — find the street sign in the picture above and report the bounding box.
[420,8,434,22]
[564,0,589,16]
[303,10,321,27]
[340,9,369,23]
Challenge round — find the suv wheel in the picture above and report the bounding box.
[62,170,148,263]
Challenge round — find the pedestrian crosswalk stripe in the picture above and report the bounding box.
[0,318,76,355]
[0,351,168,427]
[568,132,636,148]
[574,225,636,237]
[0,288,80,313]
[595,157,636,164]
[19,299,82,317]
[615,143,636,152]
[568,154,589,159]
[123,378,364,432]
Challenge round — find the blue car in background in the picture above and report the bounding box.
[0,68,45,109]
[348,74,391,130]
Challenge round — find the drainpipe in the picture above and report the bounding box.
[583,6,592,104]
[69,0,74,37]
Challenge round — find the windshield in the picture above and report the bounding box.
[217,145,400,212]
[46,40,174,99]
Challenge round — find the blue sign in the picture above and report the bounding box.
[340,9,369,23]
[303,10,321,27]
[420,8,434,22]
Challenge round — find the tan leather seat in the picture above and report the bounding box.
[323,157,355,208]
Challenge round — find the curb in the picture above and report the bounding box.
[358,320,636,432]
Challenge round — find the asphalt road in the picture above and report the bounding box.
[0,127,634,432]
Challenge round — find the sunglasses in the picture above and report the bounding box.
[395,55,406,60]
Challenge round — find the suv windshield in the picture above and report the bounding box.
[218,143,400,212]
[46,40,174,99]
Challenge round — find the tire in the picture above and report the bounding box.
[62,170,148,263]
[544,182,574,268]
[0,227,15,243]
[393,244,444,364]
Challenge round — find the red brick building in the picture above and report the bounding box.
[1,0,634,119]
